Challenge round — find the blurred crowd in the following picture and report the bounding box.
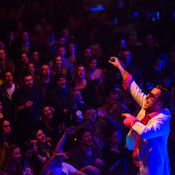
[0,0,175,175]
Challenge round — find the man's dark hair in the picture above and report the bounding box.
[75,127,91,143]
[156,85,172,109]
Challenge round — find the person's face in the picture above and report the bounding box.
[22,32,29,41]
[58,47,66,57]
[2,120,11,135]
[0,49,6,63]
[110,131,119,145]
[36,130,46,142]
[107,93,118,107]
[57,77,66,88]
[84,109,96,122]
[58,37,66,45]
[4,72,13,85]
[12,147,21,163]
[80,131,93,147]
[32,51,39,61]
[143,88,162,112]
[89,59,97,70]
[23,75,33,88]
[21,53,29,64]
[28,63,35,74]
[123,51,131,65]
[77,66,85,79]
[74,91,82,104]
[41,65,50,77]
[43,106,53,120]
[83,48,92,58]
[25,148,33,159]
[55,56,62,67]
[68,44,75,53]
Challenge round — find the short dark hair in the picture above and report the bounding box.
[155,85,172,109]
[75,127,91,143]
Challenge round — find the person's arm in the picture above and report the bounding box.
[109,57,146,107]
[54,127,74,154]
[123,111,171,139]
[109,57,127,80]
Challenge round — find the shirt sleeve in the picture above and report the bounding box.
[131,114,171,139]
[123,72,133,90]
[63,162,77,175]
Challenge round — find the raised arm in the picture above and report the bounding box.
[108,57,127,80]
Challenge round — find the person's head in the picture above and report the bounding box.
[27,63,35,75]
[21,142,34,160]
[89,58,97,70]
[41,64,50,78]
[122,49,132,65]
[42,106,53,120]
[23,74,33,88]
[32,51,39,61]
[55,56,63,68]
[57,36,66,45]
[72,90,82,104]
[76,128,93,147]
[0,48,6,64]
[55,73,66,88]
[3,71,13,86]
[107,128,119,146]
[7,145,22,164]
[144,85,172,112]
[21,31,29,42]
[76,65,86,80]
[84,108,96,122]
[21,51,29,64]
[33,129,46,143]
[68,43,75,53]
[0,118,11,136]
[57,46,66,57]
[83,48,92,59]
[106,90,119,107]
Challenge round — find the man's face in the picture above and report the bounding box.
[43,106,53,120]
[58,47,66,57]
[123,51,131,65]
[41,65,50,77]
[21,53,29,64]
[57,77,66,88]
[80,131,93,147]
[143,88,162,112]
[23,75,33,88]
[83,48,92,59]
[4,72,13,85]
[84,109,96,122]
[89,59,97,70]
[22,32,29,42]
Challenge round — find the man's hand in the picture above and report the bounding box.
[122,113,139,129]
[108,56,121,68]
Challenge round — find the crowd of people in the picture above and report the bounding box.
[0,1,175,174]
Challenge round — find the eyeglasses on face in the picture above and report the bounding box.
[147,91,159,100]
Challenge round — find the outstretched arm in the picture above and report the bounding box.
[108,57,127,80]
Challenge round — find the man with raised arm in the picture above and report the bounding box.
[109,57,172,175]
